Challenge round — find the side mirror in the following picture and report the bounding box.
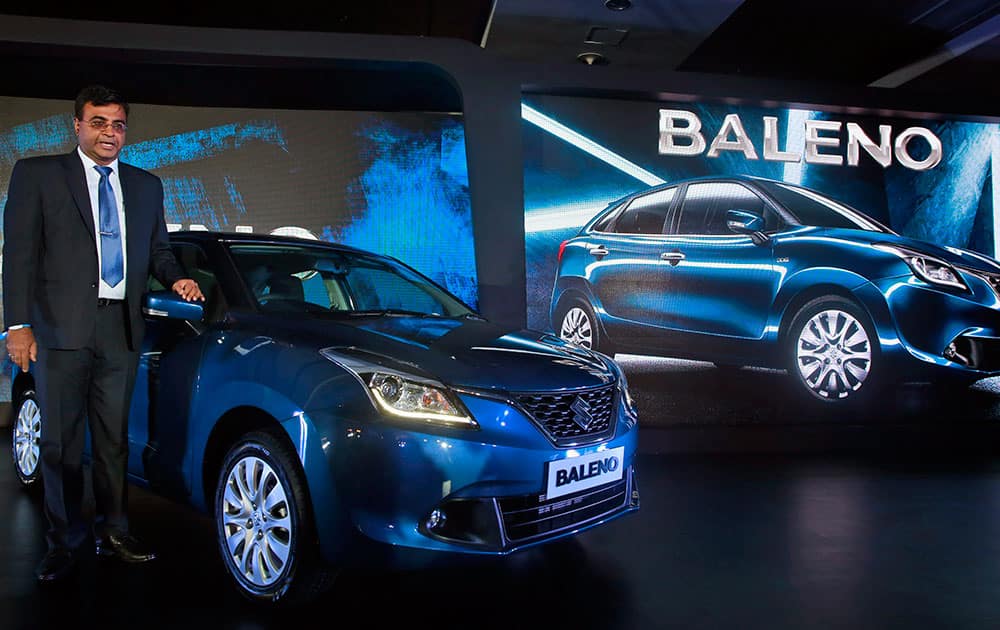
[726,209,766,234]
[143,290,204,322]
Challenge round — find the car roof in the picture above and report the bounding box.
[619,174,780,200]
[167,230,376,257]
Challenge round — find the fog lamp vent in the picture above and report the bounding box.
[945,342,966,365]
[426,509,446,531]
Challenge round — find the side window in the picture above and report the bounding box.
[675,182,769,235]
[610,187,676,235]
[591,202,624,232]
[162,244,225,322]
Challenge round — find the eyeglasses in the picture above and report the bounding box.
[80,118,127,133]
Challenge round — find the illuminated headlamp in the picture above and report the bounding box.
[873,243,968,291]
[320,348,477,428]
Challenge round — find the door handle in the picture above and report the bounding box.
[660,251,685,266]
[590,246,609,258]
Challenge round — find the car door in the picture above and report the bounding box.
[586,186,679,341]
[127,242,218,497]
[654,181,780,345]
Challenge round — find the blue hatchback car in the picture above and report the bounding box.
[550,175,1000,406]
[9,231,639,605]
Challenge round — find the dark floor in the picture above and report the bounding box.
[616,354,1000,429]
[4,425,1000,630]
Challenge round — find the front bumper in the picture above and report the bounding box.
[420,463,639,552]
[309,390,640,558]
[870,275,1000,379]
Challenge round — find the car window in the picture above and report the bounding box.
[345,265,444,313]
[756,180,892,233]
[228,244,473,317]
[610,187,675,235]
[674,182,778,235]
[147,243,225,322]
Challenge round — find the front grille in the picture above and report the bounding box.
[515,384,617,446]
[498,467,634,543]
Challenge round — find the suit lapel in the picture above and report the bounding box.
[120,163,140,278]
[63,151,95,243]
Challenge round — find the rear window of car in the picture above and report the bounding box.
[609,187,676,235]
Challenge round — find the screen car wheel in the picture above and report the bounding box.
[787,295,878,405]
[11,388,41,488]
[557,298,614,356]
[215,429,336,606]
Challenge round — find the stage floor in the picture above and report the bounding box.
[3,428,1000,629]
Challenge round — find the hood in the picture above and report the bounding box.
[789,226,1000,274]
[242,313,618,393]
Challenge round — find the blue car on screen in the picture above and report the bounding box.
[10,231,639,606]
[550,175,1000,406]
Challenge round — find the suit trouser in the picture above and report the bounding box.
[35,302,139,551]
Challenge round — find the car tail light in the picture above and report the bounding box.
[557,240,569,263]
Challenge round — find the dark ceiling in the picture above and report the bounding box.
[1,0,998,103]
[482,0,1000,93]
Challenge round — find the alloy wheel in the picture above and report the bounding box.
[795,308,872,399]
[560,306,594,349]
[220,455,294,588]
[13,396,41,480]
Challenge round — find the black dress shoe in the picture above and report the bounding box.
[95,533,157,563]
[36,549,77,583]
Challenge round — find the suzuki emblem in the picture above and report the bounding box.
[570,396,595,431]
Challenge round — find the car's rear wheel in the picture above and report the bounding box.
[787,296,878,405]
[11,388,41,488]
[556,298,614,356]
[215,429,336,606]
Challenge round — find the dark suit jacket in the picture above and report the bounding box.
[2,150,184,350]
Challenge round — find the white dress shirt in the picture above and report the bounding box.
[78,147,128,299]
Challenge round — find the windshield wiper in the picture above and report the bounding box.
[343,309,437,318]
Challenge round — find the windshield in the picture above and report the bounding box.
[756,180,894,234]
[228,243,475,318]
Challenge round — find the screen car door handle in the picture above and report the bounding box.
[660,251,685,266]
[590,246,609,258]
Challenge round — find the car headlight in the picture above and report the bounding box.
[320,348,478,429]
[873,243,968,291]
[618,369,637,416]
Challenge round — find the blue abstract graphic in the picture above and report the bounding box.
[337,119,477,308]
[0,114,75,166]
[121,121,288,170]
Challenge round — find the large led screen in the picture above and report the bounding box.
[0,96,477,401]
[524,93,1000,424]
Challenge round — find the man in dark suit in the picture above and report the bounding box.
[2,84,204,583]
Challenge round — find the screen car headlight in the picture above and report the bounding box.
[617,368,638,416]
[320,348,477,429]
[873,243,968,291]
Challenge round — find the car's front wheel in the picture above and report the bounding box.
[787,296,879,405]
[556,298,613,356]
[11,388,42,488]
[215,429,336,606]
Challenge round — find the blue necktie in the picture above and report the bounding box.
[94,165,124,287]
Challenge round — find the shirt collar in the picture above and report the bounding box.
[77,146,120,175]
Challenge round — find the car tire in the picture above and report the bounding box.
[786,295,879,406]
[11,388,42,489]
[214,429,337,606]
[556,298,614,356]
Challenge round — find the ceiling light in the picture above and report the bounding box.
[604,0,632,10]
[577,51,609,66]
